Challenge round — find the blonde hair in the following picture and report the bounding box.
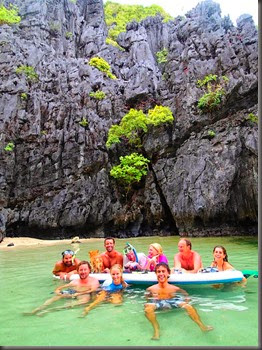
[110,264,127,288]
[150,243,163,255]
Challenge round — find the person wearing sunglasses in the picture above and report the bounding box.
[52,249,81,280]
[123,243,147,272]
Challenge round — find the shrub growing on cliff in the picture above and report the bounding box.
[245,113,258,124]
[156,48,168,64]
[79,117,88,127]
[4,142,15,151]
[207,130,216,138]
[106,105,174,148]
[110,152,150,186]
[15,65,39,82]
[106,37,124,51]
[197,74,228,112]
[89,90,106,100]
[89,57,117,80]
[0,4,21,26]
[20,92,28,100]
[147,105,173,126]
[104,1,172,46]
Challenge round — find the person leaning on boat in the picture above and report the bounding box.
[208,245,247,285]
[172,238,203,273]
[123,242,147,272]
[52,249,81,280]
[210,245,234,271]
[145,243,168,272]
[100,237,123,273]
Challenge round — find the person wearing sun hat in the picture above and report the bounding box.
[123,242,148,272]
[145,243,168,272]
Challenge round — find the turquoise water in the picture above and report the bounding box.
[0,236,258,346]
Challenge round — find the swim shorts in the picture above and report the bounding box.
[60,289,77,295]
[153,297,184,310]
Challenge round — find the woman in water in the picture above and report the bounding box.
[145,243,168,272]
[209,245,246,286]
[210,245,234,271]
[81,264,128,316]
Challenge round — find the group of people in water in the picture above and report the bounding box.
[24,237,238,340]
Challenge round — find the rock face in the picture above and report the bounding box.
[0,0,258,241]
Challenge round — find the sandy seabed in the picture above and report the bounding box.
[0,236,102,250]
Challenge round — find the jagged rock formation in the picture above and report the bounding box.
[0,0,258,240]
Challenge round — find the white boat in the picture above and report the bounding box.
[57,270,244,286]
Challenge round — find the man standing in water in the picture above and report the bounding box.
[52,249,81,280]
[173,238,203,273]
[144,263,213,340]
[25,261,99,316]
[100,237,123,273]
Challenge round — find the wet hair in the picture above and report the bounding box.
[77,260,91,271]
[104,237,115,245]
[179,238,192,249]
[110,264,127,288]
[213,246,228,262]
[155,262,171,275]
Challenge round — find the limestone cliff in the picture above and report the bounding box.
[0,0,258,240]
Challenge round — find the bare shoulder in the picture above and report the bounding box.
[224,262,234,270]
[166,283,180,292]
[193,250,201,259]
[147,284,160,293]
[89,276,100,283]
[53,260,63,270]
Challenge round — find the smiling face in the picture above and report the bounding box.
[148,245,158,257]
[126,251,135,262]
[63,254,73,266]
[78,263,90,279]
[104,239,115,253]
[178,240,190,254]
[155,265,169,283]
[213,247,226,261]
[110,266,122,285]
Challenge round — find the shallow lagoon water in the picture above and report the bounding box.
[0,236,258,346]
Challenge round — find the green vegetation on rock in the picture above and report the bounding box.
[15,65,39,82]
[106,105,174,148]
[79,117,88,127]
[105,37,124,51]
[197,74,229,112]
[89,57,117,80]
[207,130,216,138]
[156,48,168,64]
[110,152,150,186]
[20,92,28,100]
[0,4,21,26]
[245,113,258,124]
[4,142,15,151]
[65,31,73,39]
[89,90,106,100]
[104,1,172,45]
